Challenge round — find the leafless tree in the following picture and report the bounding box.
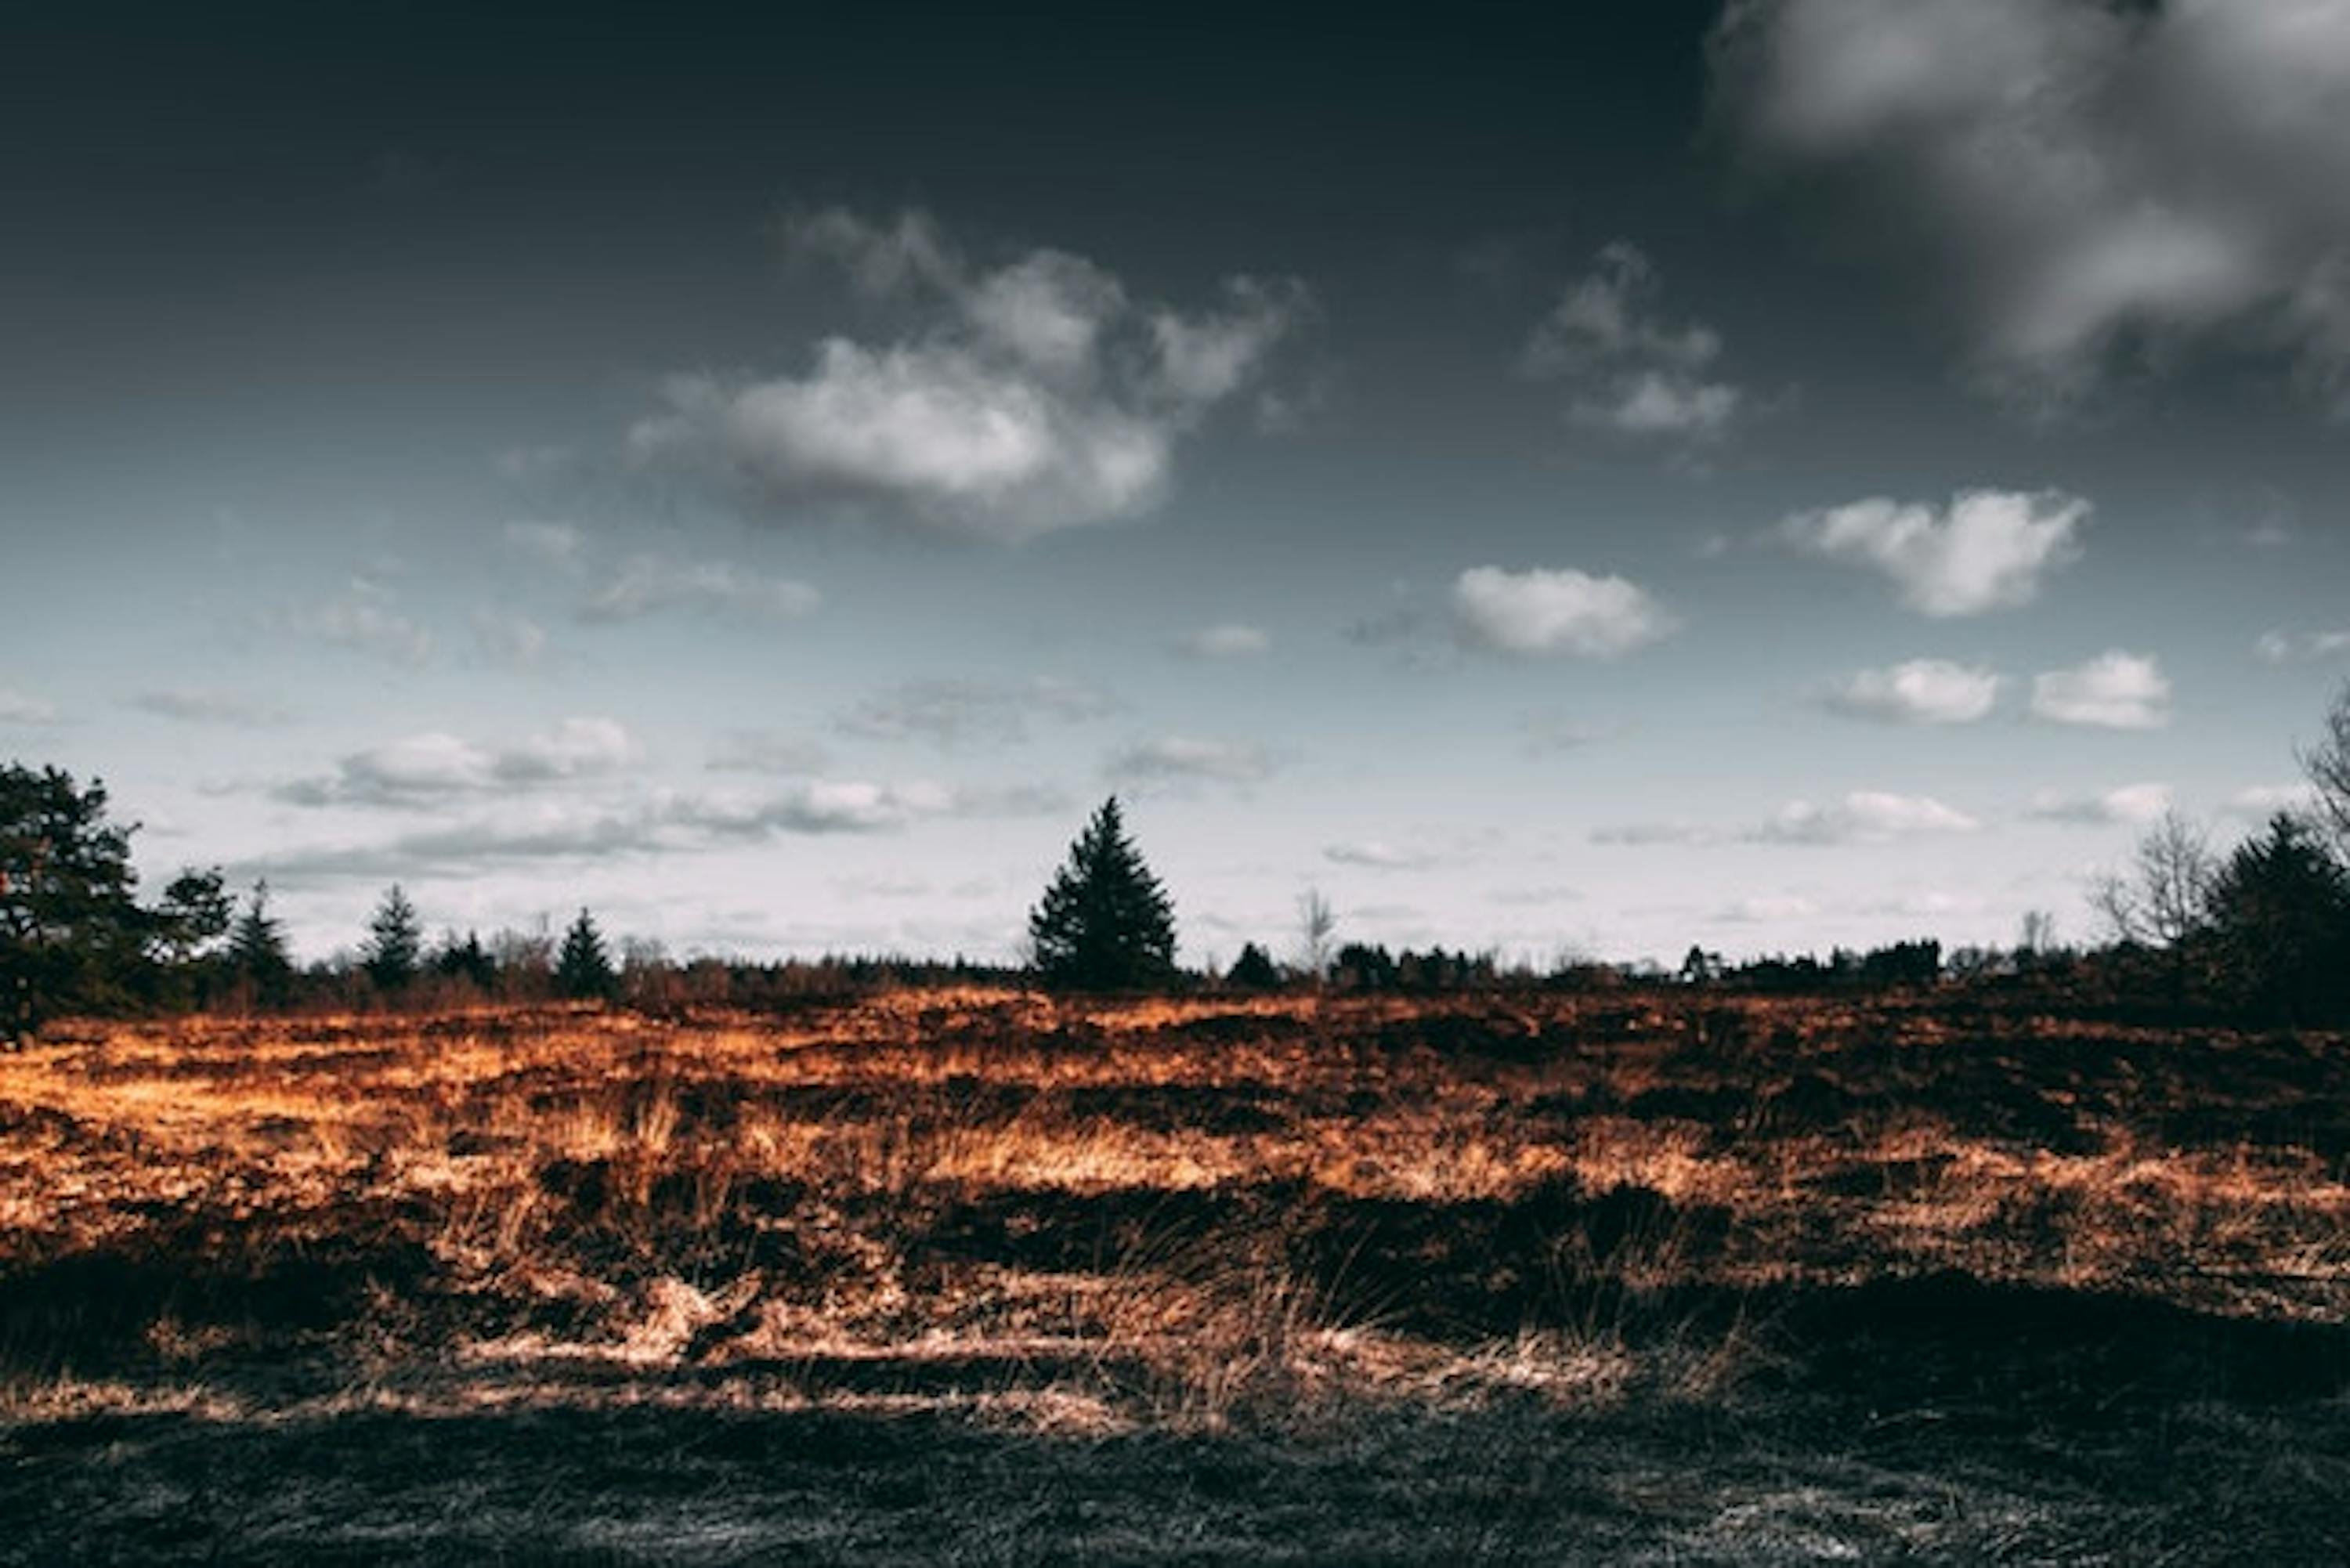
[2017,909,2057,956]
[1296,887,1336,983]
[2299,679,2350,850]
[2091,811,2218,1005]
[2089,811,2215,949]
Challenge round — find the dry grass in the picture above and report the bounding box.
[2,989,2347,1562]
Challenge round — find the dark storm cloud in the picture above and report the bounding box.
[1713,0,2350,414]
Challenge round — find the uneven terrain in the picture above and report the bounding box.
[2,988,2346,1563]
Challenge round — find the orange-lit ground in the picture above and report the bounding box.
[3,990,2346,1563]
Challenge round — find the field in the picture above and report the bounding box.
[2,988,2347,1564]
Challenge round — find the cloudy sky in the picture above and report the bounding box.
[6,1,2348,966]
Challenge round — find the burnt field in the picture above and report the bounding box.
[2,989,2346,1564]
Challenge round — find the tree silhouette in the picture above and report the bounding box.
[1296,887,1336,982]
[1226,941,1281,990]
[1027,797,1177,991]
[2,763,151,1040]
[228,880,293,1003]
[2304,679,2350,851]
[2204,813,2350,1021]
[363,885,423,993]
[556,908,617,1000]
[433,929,497,991]
[153,867,233,967]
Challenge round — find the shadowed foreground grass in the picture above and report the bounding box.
[2,990,2346,1563]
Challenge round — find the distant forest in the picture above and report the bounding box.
[8,683,2350,1039]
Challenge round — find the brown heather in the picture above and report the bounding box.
[2,990,2347,1563]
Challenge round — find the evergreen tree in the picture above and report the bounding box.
[2,763,150,1039]
[1226,941,1281,990]
[153,867,233,967]
[1027,797,1177,991]
[556,908,617,1000]
[2204,813,2350,1021]
[362,884,423,994]
[227,880,293,1003]
[433,928,497,990]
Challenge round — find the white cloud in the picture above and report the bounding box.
[1779,490,2088,616]
[2026,782,2174,827]
[632,208,1310,543]
[1104,735,1276,787]
[963,250,1129,374]
[128,689,292,728]
[1716,894,1821,924]
[1823,659,2002,724]
[1452,565,1676,657]
[2225,782,2322,822]
[2257,627,2350,664]
[1176,623,1272,659]
[1751,791,1980,845]
[1523,242,1745,443]
[471,609,550,667]
[2030,651,2172,730]
[779,207,959,298]
[1323,840,1437,871]
[665,342,1174,537]
[1148,278,1311,408]
[1714,0,2350,414]
[279,717,640,807]
[289,578,432,664]
[1864,891,1990,919]
[580,556,819,625]
[1589,821,1716,847]
[238,778,1058,886]
[836,677,1115,748]
[0,686,60,724]
[1487,883,1582,907]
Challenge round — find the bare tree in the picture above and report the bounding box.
[2091,810,2217,1005]
[2300,679,2350,850]
[2090,811,2215,950]
[1295,887,1336,983]
[2017,909,2057,956]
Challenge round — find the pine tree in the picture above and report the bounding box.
[153,867,233,967]
[556,908,616,1000]
[1027,797,1177,991]
[363,884,422,994]
[432,929,497,991]
[2,763,150,1039]
[2204,813,2350,1021]
[227,880,293,1003]
[1226,941,1281,990]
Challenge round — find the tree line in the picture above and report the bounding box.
[9,685,2350,1040]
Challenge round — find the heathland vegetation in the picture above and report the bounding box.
[9,685,2350,1039]
[2,686,2348,1560]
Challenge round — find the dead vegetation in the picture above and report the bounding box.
[2,989,2347,1563]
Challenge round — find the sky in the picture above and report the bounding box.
[5,0,2348,968]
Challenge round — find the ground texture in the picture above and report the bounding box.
[2,990,2345,1563]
